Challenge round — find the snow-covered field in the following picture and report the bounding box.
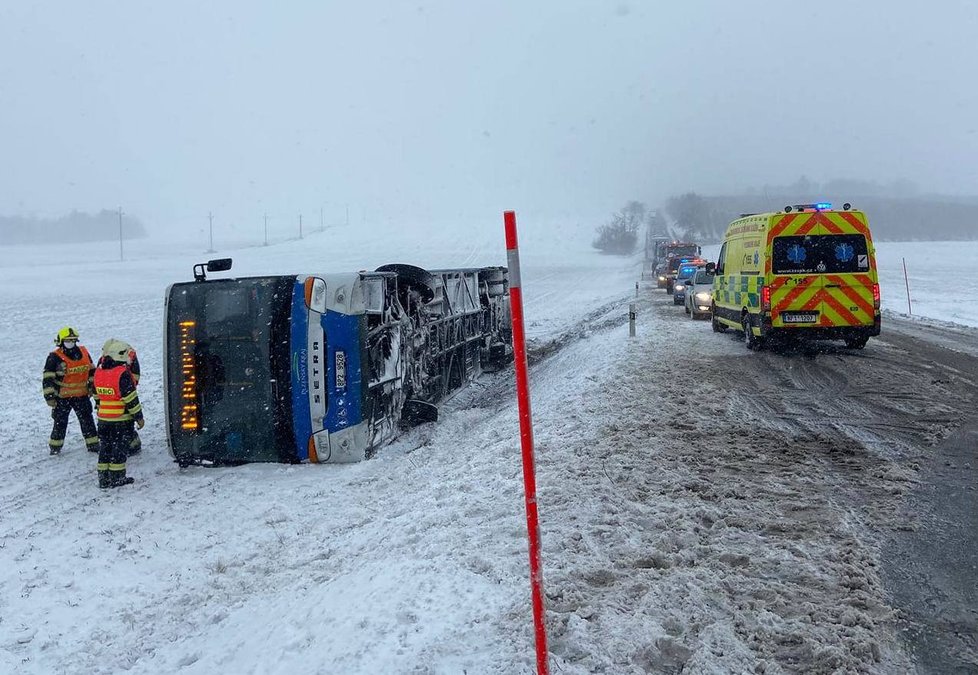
[0,226,972,673]
[874,240,978,328]
[0,220,642,674]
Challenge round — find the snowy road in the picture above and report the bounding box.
[2,229,977,673]
[655,287,978,673]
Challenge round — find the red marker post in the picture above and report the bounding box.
[504,210,549,675]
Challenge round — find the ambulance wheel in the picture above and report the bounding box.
[742,314,762,351]
[711,306,727,333]
[845,337,869,349]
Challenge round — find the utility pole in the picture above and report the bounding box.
[263,212,268,246]
[118,206,123,261]
[208,212,214,252]
[299,214,303,239]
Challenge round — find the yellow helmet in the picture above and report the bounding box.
[55,326,79,346]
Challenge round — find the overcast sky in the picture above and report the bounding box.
[1,1,976,230]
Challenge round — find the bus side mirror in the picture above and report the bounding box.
[193,257,233,281]
[207,258,233,272]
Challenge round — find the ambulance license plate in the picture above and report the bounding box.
[782,312,818,323]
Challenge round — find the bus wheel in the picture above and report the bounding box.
[712,306,727,333]
[742,314,761,351]
[845,337,869,349]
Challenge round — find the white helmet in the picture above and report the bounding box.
[102,339,134,364]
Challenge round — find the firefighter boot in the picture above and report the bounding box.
[109,466,135,487]
[98,469,112,488]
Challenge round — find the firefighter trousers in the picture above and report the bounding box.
[96,421,134,487]
[49,397,99,454]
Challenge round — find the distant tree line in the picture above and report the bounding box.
[0,210,147,245]
[661,178,978,243]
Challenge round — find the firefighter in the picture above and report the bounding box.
[98,346,142,456]
[42,327,98,455]
[93,339,144,488]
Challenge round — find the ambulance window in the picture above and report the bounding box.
[716,243,727,274]
[772,234,869,274]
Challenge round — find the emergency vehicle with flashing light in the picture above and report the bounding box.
[710,203,881,350]
[664,255,707,294]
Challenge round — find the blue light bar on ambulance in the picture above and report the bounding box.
[786,202,832,213]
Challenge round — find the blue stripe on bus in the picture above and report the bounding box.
[324,310,363,433]
[290,284,312,460]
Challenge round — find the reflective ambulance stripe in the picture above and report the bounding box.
[802,292,822,311]
[767,213,800,242]
[794,213,821,236]
[835,211,871,236]
[821,217,845,234]
[773,282,819,314]
[825,275,875,316]
[820,292,861,325]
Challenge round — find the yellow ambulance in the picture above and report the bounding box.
[711,203,881,350]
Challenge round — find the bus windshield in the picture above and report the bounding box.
[166,276,296,463]
[772,234,870,275]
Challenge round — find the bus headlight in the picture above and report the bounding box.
[304,277,327,313]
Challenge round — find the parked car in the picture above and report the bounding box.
[684,269,715,319]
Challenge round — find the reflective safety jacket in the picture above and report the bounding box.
[43,346,94,401]
[94,365,143,423]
